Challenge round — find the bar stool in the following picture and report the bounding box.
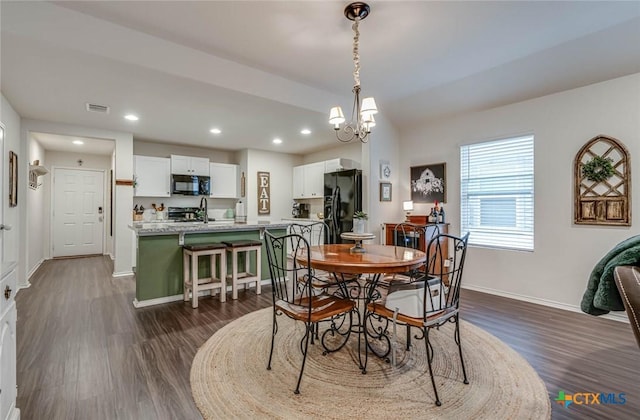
[183,243,227,308]
[222,239,262,299]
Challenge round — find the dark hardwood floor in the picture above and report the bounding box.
[16,256,639,419]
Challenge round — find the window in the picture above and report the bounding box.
[460,135,534,251]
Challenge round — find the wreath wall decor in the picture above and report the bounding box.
[574,135,631,226]
[581,155,615,182]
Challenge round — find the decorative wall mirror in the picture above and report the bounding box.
[574,135,630,226]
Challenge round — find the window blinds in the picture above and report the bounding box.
[460,135,534,251]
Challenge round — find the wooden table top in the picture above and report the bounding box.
[296,244,426,275]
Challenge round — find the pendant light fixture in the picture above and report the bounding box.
[329,2,378,143]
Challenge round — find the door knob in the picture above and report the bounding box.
[0,224,12,231]
[4,285,11,300]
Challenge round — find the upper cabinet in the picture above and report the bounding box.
[134,155,171,197]
[170,154,210,176]
[324,158,357,173]
[293,161,324,199]
[292,159,359,199]
[209,163,239,198]
[292,165,304,198]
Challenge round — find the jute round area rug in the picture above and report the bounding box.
[191,308,551,419]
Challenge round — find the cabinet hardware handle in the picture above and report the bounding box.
[4,285,11,300]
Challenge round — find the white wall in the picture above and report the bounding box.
[364,114,402,238]
[27,138,46,277]
[400,73,640,311]
[303,143,362,166]
[246,149,298,222]
[133,139,237,163]
[1,94,26,287]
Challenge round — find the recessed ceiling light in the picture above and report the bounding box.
[210,128,222,134]
[272,138,282,145]
[124,114,139,121]
[72,140,84,145]
[300,129,311,135]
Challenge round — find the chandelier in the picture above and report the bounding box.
[329,2,378,143]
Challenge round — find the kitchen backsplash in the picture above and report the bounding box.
[134,197,237,221]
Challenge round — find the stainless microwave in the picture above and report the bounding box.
[172,174,210,196]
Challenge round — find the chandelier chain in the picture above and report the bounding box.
[329,2,375,144]
[352,18,361,88]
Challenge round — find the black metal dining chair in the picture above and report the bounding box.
[367,232,470,406]
[378,222,441,287]
[289,221,334,290]
[264,230,356,394]
[289,221,359,298]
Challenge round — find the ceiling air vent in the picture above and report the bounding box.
[85,103,110,114]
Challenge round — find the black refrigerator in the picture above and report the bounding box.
[324,169,362,244]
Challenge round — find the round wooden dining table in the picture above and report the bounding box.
[297,244,426,275]
[295,243,426,373]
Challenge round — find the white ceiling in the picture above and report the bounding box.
[2,1,639,155]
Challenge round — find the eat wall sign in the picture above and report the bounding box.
[257,171,270,215]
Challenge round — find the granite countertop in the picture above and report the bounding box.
[129,220,291,236]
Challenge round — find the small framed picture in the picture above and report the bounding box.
[380,160,391,180]
[379,182,392,202]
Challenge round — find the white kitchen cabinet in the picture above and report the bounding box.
[304,162,325,198]
[324,158,357,173]
[292,162,324,199]
[0,264,18,420]
[170,155,210,176]
[292,166,304,199]
[134,155,171,197]
[209,163,239,198]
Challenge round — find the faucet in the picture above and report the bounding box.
[199,197,208,224]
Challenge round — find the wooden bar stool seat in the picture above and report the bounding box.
[222,239,262,300]
[183,243,227,308]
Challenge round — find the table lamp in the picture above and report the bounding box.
[403,200,414,221]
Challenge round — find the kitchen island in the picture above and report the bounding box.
[130,221,289,307]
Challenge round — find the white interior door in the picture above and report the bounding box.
[52,168,105,257]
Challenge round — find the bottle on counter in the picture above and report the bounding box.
[438,206,445,223]
[432,207,439,224]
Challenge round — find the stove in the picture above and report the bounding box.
[168,207,202,222]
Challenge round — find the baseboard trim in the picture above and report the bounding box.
[16,281,32,292]
[133,279,271,308]
[112,270,134,278]
[462,284,629,323]
[27,258,45,279]
[9,406,20,420]
[133,295,184,308]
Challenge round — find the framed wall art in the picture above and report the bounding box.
[410,162,446,203]
[257,171,270,214]
[380,182,392,202]
[379,160,391,180]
